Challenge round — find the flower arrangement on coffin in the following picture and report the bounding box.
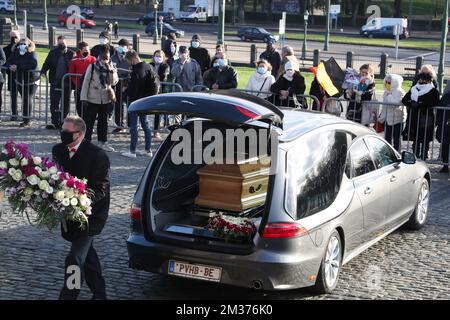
[207,213,256,243]
[0,140,92,231]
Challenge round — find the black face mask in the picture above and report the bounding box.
[58,43,67,51]
[82,51,89,58]
[60,130,78,145]
[11,37,17,44]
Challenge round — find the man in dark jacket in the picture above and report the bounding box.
[41,35,74,129]
[111,38,131,133]
[122,50,160,158]
[188,34,211,76]
[91,31,115,59]
[259,40,281,78]
[3,30,20,119]
[203,52,238,90]
[52,116,110,300]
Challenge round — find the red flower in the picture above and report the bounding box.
[66,176,75,188]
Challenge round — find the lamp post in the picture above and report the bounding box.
[437,0,449,93]
[217,0,225,44]
[302,10,309,60]
[13,0,17,26]
[43,0,48,30]
[153,0,159,44]
[324,0,330,51]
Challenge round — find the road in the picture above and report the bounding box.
[0,118,449,300]
[17,21,450,75]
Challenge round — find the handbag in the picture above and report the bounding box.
[374,121,384,133]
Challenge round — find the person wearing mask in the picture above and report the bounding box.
[113,21,119,40]
[4,37,39,127]
[412,64,438,89]
[259,40,281,78]
[436,81,450,173]
[378,74,407,151]
[189,34,211,76]
[80,48,119,152]
[211,44,226,68]
[150,50,170,139]
[402,72,440,160]
[3,30,20,120]
[91,31,115,59]
[53,116,110,300]
[69,41,96,117]
[270,60,305,108]
[111,38,131,134]
[345,64,376,125]
[122,50,160,158]
[171,46,202,92]
[277,46,299,80]
[203,52,237,90]
[163,33,177,68]
[245,59,275,99]
[0,46,6,115]
[41,35,75,129]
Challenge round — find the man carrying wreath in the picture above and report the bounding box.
[52,116,111,300]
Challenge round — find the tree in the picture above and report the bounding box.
[237,0,245,23]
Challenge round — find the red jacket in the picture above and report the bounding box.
[68,51,96,89]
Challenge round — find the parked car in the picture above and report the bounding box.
[145,22,184,38]
[137,11,175,25]
[79,5,95,19]
[57,12,96,28]
[0,0,14,14]
[237,27,278,43]
[361,25,410,39]
[126,90,430,293]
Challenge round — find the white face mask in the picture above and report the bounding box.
[99,37,108,45]
[18,44,27,55]
[285,70,295,78]
[154,56,163,64]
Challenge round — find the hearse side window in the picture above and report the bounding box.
[349,139,376,177]
[285,130,348,219]
[364,137,399,169]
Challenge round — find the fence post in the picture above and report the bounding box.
[313,49,320,67]
[380,53,388,79]
[133,34,140,54]
[26,24,33,41]
[48,26,55,49]
[250,44,257,66]
[160,35,166,51]
[346,51,354,69]
[76,29,84,45]
[415,56,424,77]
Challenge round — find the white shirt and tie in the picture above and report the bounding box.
[68,141,82,159]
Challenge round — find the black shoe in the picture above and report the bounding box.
[10,116,18,121]
[439,166,449,173]
[45,124,56,130]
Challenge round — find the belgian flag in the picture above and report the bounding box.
[310,57,345,97]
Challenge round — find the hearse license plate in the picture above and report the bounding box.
[168,260,222,282]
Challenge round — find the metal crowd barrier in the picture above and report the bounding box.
[323,97,450,165]
[0,67,49,124]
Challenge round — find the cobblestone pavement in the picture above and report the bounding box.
[0,120,449,300]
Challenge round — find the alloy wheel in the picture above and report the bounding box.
[324,235,341,288]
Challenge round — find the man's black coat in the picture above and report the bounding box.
[41,47,74,86]
[52,140,111,241]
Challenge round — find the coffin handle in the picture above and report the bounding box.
[249,184,263,194]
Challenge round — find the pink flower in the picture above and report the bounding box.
[75,180,86,194]
[66,176,75,188]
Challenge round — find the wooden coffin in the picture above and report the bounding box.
[195,156,271,212]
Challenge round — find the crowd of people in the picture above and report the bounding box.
[0,30,449,170]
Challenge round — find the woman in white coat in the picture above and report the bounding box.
[245,59,275,99]
[378,73,407,151]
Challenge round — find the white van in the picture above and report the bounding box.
[180,0,219,22]
[360,18,410,39]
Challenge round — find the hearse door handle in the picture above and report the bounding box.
[390,175,398,182]
[364,187,373,195]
